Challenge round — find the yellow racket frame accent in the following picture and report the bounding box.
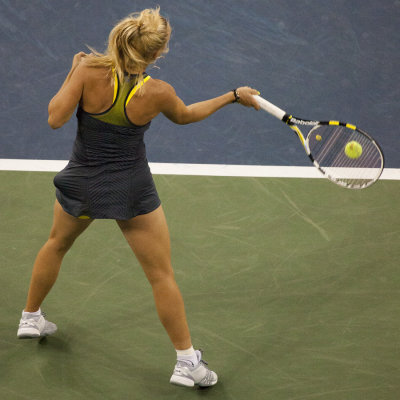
[329,120,357,130]
[290,125,306,147]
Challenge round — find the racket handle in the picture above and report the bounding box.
[254,95,286,121]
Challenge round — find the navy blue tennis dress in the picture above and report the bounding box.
[53,71,161,220]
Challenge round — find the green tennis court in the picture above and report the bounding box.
[1,171,399,399]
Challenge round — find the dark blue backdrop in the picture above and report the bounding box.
[0,0,399,166]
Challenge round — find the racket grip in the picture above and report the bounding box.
[253,95,286,121]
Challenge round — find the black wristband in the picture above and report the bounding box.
[232,89,240,103]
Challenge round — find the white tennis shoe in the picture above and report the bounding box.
[170,349,218,387]
[17,310,57,339]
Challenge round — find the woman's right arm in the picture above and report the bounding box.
[158,83,260,125]
[48,52,88,129]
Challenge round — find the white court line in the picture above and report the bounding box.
[0,159,399,180]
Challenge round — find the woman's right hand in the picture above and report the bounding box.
[235,86,261,110]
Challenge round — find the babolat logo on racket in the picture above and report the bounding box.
[288,117,319,126]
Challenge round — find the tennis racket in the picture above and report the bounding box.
[254,95,384,189]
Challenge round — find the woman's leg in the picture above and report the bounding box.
[24,200,93,312]
[117,206,192,350]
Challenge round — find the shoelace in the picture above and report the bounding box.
[197,349,209,366]
[20,312,43,328]
[19,318,39,328]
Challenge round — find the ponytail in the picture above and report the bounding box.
[85,7,170,91]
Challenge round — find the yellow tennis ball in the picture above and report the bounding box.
[316,134,322,141]
[345,141,362,159]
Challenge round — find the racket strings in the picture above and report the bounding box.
[308,125,383,189]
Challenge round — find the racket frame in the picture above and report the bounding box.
[253,95,384,189]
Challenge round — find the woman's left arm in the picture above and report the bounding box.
[48,52,87,129]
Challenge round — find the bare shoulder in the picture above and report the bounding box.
[146,78,176,101]
[77,62,111,84]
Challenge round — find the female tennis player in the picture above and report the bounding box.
[17,7,259,387]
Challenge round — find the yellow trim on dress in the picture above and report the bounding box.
[112,69,118,103]
[125,76,151,107]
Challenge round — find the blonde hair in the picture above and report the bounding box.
[85,7,171,89]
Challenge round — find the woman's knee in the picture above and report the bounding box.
[145,266,175,287]
[47,234,76,254]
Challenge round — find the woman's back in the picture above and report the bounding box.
[78,65,164,127]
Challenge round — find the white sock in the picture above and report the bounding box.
[22,308,41,317]
[176,346,198,366]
